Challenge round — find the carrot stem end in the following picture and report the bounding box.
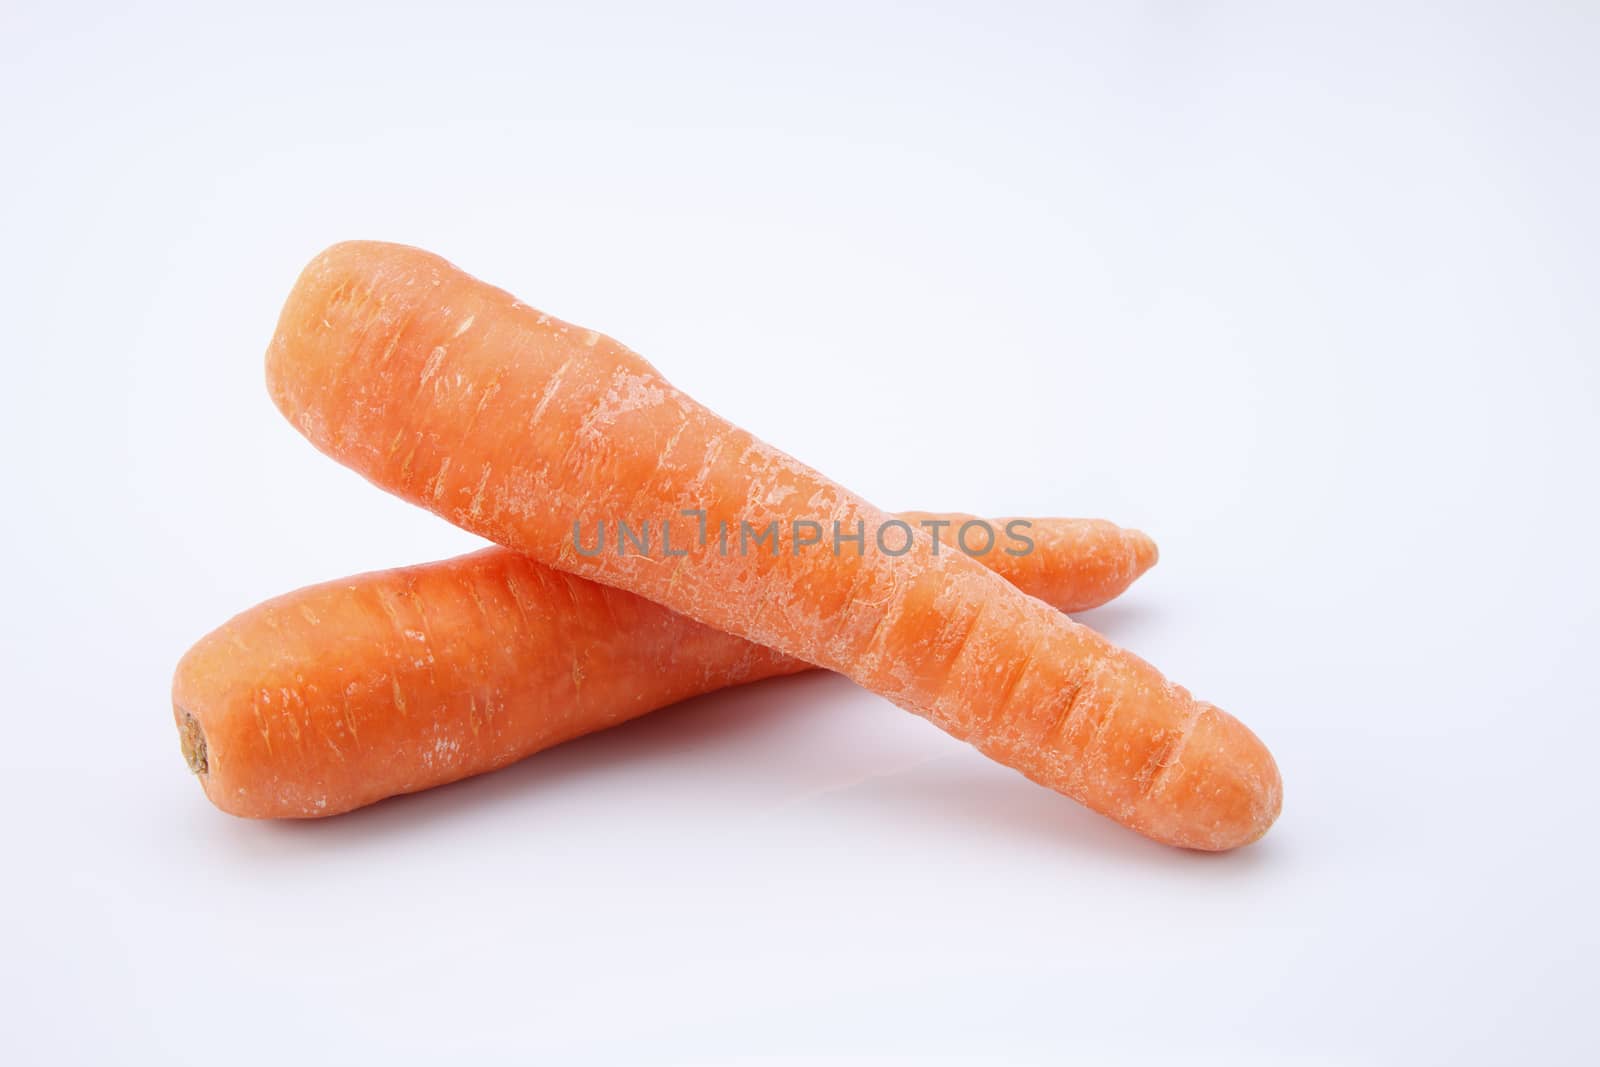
[179,710,208,776]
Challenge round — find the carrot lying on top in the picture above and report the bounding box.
[266,241,1281,850]
[173,517,1157,818]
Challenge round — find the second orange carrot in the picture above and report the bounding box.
[175,516,1156,818]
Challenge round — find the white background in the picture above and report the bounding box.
[3,3,1596,1063]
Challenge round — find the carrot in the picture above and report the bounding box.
[173,517,1157,818]
[265,241,1281,849]
[896,511,1156,615]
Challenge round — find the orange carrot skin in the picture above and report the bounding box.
[174,518,1156,819]
[266,242,1281,849]
[899,512,1156,615]
[175,549,795,818]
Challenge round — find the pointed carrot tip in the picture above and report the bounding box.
[1128,529,1159,576]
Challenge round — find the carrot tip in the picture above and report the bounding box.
[1129,529,1159,575]
[178,709,208,776]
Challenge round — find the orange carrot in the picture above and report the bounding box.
[265,241,1281,849]
[896,512,1156,615]
[174,517,1157,818]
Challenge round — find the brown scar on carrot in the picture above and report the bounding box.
[178,708,208,776]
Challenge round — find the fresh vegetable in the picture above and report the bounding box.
[174,518,1157,817]
[265,241,1281,849]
